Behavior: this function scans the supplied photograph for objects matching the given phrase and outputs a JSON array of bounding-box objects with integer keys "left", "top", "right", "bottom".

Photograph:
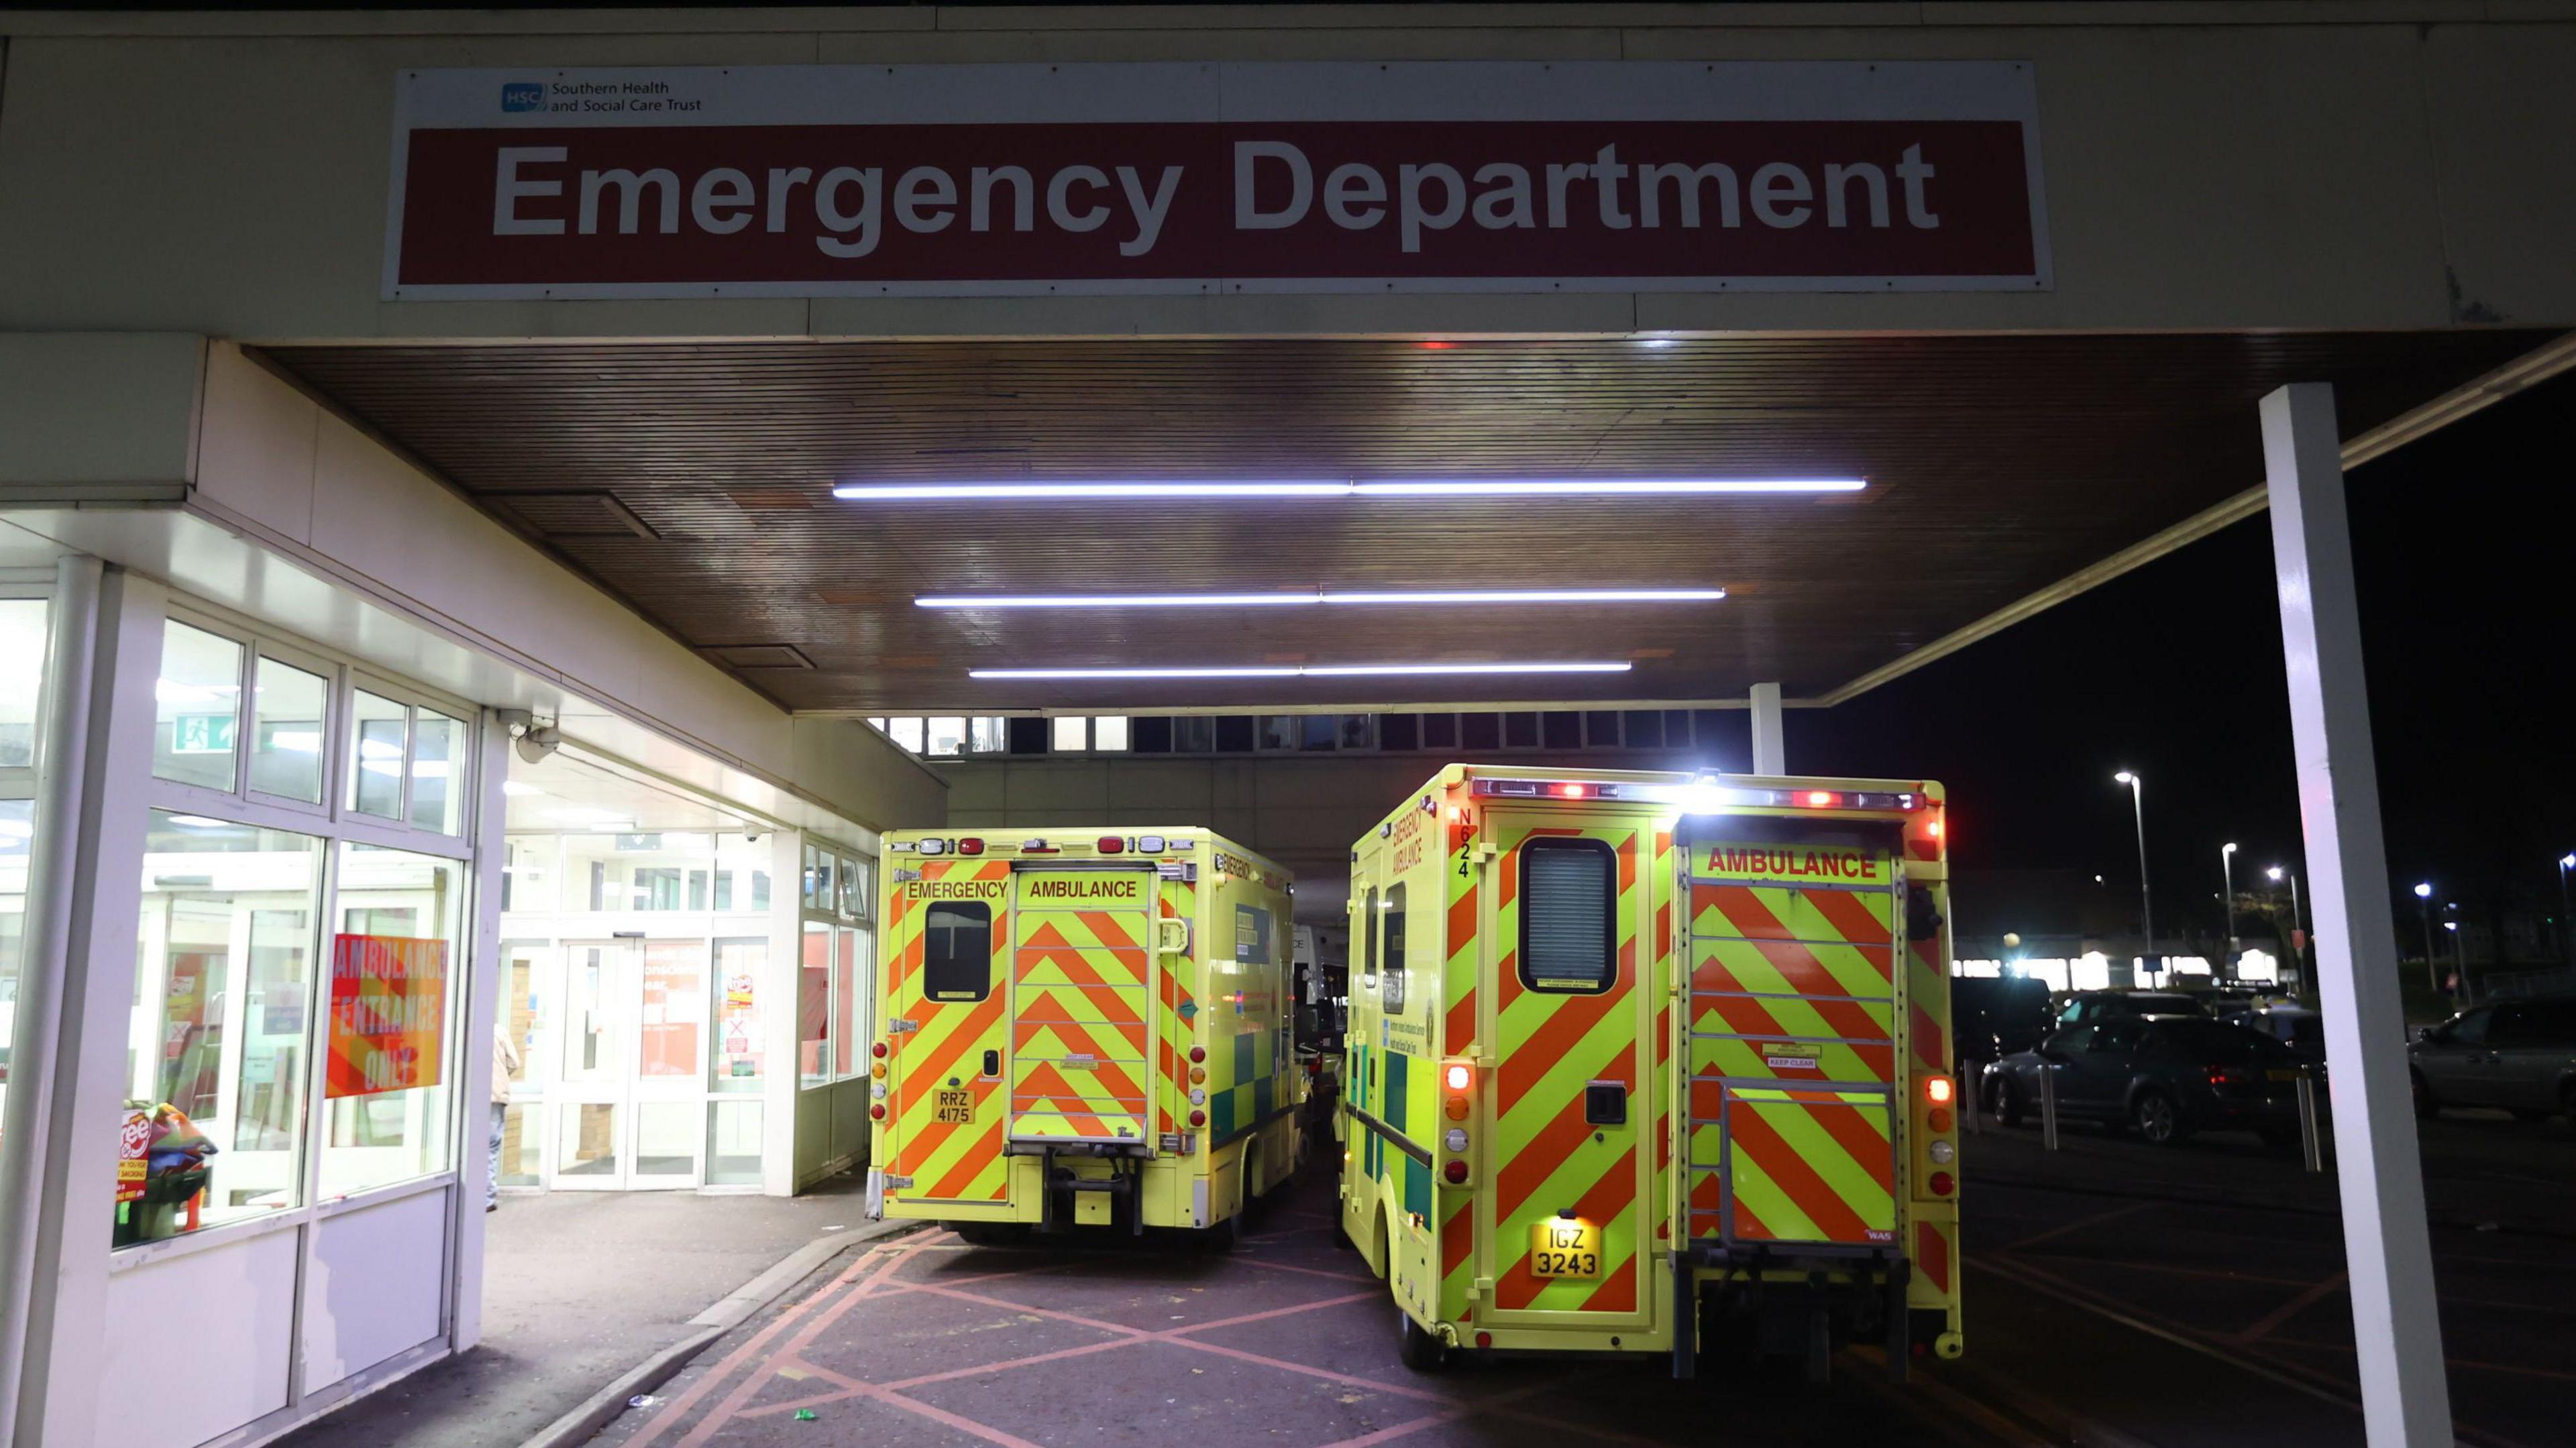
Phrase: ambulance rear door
[
  {"left": 1008, "top": 865, "right": 1157, "bottom": 1147},
  {"left": 1681, "top": 820, "right": 1903, "bottom": 1254},
  {"left": 885, "top": 857, "right": 1013, "bottom": 1207},
  {"left": 1479, "top": 805, "right": 1659, "bottom": 1331}
]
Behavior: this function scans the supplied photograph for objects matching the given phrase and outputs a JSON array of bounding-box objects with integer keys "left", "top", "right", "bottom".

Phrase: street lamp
[
  {"left": 2558, "top": 853, "right": 2575, "bottom": 968},
  {"left": 2114, "top": 771, "right": 2155, "bottom": 981},
  {"left": 2443, "top": 918, "right": 2466, "bottom": 997},
  {"left": 2268, "top": 865, "right": 2304, "bottom": 991},
  {"left": 2414, "top": 883, "right": 2436, "bottom": 993},
  {"left": 2220, "top": 842, "right": 2239, "bottom": 980}
]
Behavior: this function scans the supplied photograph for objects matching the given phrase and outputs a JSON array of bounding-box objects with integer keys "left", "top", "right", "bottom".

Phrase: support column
[
  {"left": 1748, "top": 681, "right": 1785, "bottom": 775},
  {"left": 449, "top": 709, "right": 515, "bottom": 1353},
  {"left": 2261, "top": 382, "right": 2451, "bottom": 1447}
]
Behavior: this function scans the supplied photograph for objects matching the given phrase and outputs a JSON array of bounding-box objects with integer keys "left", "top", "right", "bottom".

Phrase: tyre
[
  {"left": 951, "top": 1221, "right": 1023, "bottom": 1247},
  {"left": 1397, "top": 1308, "right": 1447, "bottom": 1372},
  {"left": 1992, "top": 1076, "right": 2026, "bottom": 1128},
  {"left": 2132, "top": 1089, "right": 2186, "bottom": 1146},
  {"left": 2411, "top": 1070, "right": 2441, "bottom": 1120},
  {"left": 1201, "top": 1211, "right": 1240, "bottom": 1255}
]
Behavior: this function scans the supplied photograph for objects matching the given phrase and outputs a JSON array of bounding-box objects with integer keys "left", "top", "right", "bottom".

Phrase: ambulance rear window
[
  {"left": 924, "top": 902, "right": 994, "bottom": 1002},
  {"left": 1519, "top": 837, "right": 1615, "bottom": 995}
]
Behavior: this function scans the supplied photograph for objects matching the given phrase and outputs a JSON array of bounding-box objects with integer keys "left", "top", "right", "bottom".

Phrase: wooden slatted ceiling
[{"left": 259, "top": 333, "right": 2549, "bottom": 712}]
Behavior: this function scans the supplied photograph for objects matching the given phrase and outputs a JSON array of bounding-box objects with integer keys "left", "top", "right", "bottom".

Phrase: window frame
[
  {"left": 1381, "top": 883, "right": 1408, "bottom": 1013},
  {"left": 1515, "top": 836, "right": 1619, "bottom": 996}
]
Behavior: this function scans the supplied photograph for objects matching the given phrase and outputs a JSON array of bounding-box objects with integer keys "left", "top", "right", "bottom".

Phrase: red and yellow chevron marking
[
  {"left": 1153, "top": 877, "right": 1196, "bottom": 1137},
  {"left": 1444, "top": 816, "right": 1480, "bottom": 1058},
  {"left": 1488, "top": 824, "right": 1647, "bottom": 1319},
  {"left": 1711, "top": 1085, "right": 1896, "bottom": 1245},
  {"left": 1010, "top": 901, "right": 1152, "bottom": 1143},
  {"left": 1915, "top": 1220, "right": 1953, "bottom": 1295},
  {"left": 1907, "top": 881, "right": 1951, "bottom": 1077},
  {"left": 885, "top": 859, "right": 1014, "bottom": 1203}
]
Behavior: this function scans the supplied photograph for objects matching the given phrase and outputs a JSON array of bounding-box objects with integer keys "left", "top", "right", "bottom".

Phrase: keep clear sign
[{"left": 326, "top": 934, "right": 449, "bottom": 1098}]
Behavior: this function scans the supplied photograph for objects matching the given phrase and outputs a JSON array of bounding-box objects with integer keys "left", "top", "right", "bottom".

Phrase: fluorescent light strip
[
  {"left": 836, "top": 479, "right": 1860, "bottom": 501},
  {"left": 968, "top": 662, "right": 1633, "bottom": 680},
  {"left": 915, "top": 588, "right": 1725, "bottom": 610}
]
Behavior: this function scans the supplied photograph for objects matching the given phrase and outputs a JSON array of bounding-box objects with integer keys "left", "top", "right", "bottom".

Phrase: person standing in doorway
[{"left": 489, "top": 1028, "right": 522, "bottom": 1212}]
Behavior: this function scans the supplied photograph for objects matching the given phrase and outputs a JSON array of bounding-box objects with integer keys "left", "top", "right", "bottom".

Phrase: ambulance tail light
[
  {"left": 871, "top": 1040, "right": 888, "bottom": 1060},
  {"left": 1443, "top": 1160, "right": 1469, "bottom": 1184},
  {"left": 1137, "top": 834, "right": 1168, "bottom": 853},
  {"left": 1188, "top": 1108, "right": 1207, "bottom": 1128},
  {"left": 916, "top": 838, "right": 948, "bottom": 856},
  {"left": 869, "top": 1102, "right": 888, "bottom": 1121},
  {"left": 955, "top": 837, "right": 985, "bottom": 856},
  {"left": 1442, "top": 1060, "right": 1475, "bottom": 1124},
  {"left": 1925, "top": 1076, "right": 1954, "bottom": 1106},
  {"left": 1096, "top": 836, "right": 1126, "bottom": 854}
]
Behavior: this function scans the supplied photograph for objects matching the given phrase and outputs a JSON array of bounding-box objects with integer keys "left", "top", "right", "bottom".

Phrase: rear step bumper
[
  {"left": 1025, "top": 1144, "right": 1148, "bottom": 1235},
  {"left": 1670, "top": 1242, "right": 1915, "bottom": 1384}
]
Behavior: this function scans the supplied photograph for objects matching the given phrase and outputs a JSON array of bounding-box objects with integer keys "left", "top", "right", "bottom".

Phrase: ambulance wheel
[
  {"left": 1201, "top": 1212, "right": 1239, "bottom": 1254},
  {"left": 950, "top": 1221, "right": 1023, "bottom": 1247},
  {"left": 1397, "top": 1309, "right": 1447, "bottom": 1372}
]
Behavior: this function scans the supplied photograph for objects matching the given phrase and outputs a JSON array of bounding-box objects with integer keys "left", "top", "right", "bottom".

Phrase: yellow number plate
[
  {"left": 1528, "top": 1219, "right": 1601, "bottom": 1279},
  {"left": 933, "top": 1089, "right": 973, "bottom": 1123}
]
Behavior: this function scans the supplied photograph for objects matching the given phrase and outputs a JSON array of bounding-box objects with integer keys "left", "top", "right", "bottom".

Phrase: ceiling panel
[{"left": 258, "top": 332, "right": 2548, "bottom": 711}]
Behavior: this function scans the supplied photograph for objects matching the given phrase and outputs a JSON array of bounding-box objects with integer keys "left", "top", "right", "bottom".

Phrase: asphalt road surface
[{"left": 589, "top": 1108, "right": 2575, "bottom": 1448}]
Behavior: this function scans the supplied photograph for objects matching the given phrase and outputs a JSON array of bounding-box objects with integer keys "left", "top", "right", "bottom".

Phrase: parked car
[
  {"left": 2409, "top": 996, "right": 2576, "bottom": 1122},
  {"left": 1952, "top": 975, "right": 2055, "bottom": 1070},
  {"left": 2051, "top": 989, "right": 2210, "bottom": 1027},
  {"left": 1980, "top": 1015, "right": 2309, "bottom": 1146}
]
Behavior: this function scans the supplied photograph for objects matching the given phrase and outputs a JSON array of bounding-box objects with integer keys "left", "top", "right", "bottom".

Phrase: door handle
[
  {"left": 1156, "top": 917, "right": 1191, "bottom": 954},
  {"left": 981, "top": 1049, "right": 1000, "bottom": 1078}
]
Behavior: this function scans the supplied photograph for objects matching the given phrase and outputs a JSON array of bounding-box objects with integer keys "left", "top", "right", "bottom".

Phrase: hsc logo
[{"left": 501, "top": 82, "right": 545, "bottom": 113}]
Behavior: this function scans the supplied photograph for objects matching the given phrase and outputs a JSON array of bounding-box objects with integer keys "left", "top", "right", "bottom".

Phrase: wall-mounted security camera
[{"left": 512, "top": 719, "right": 561, "bottom": 765}]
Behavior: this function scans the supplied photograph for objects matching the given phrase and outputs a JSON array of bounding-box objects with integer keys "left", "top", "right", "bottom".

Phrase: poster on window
[{"left": 326, "top": 934, "right": 448, "bottom": 1098}]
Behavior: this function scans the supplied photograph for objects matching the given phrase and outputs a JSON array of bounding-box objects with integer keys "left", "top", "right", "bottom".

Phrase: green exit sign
[{"left": 171, "top": 713, "right": 236, "bottom": 755}]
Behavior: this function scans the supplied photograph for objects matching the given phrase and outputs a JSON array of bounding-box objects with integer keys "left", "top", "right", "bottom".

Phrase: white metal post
[
  {"left": 2261, "top": 382, "right": 2452, "bottom": 1447},
  {"left": 13, "top": 569, "right": 166, "bottom": 1447},
  {"left": 449, "top": 708, "right": 514, "bottom": 1353},
  {"left": 1748, "top": 681, "right": 1785, "bottom": 775},
  {"left": 0, "top": 557, "right": 102, "bottom": 1438}
]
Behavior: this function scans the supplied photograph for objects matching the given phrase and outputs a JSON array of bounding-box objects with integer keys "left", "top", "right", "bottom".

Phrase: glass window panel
[
  {"left": 1258, "top": 716, "right": 1294, "bottom": 751},
  {"left": 321, "top": 844, "right": 465, "bottom": 1196},
  {"left": 1585, "top": 711, "right": 1622, "bottom": 748},
  {"left": 559, "top": 1102, "right": 619, "bottom": 1178},
  {"left": 1131, "top": 716, "right": 1173, "bottom": 753},
  {"left": 1380, "top": 714, "right": 1419, "bottom": 752},
  {"left": 1381, "top": 887, "right": 1407, "bottom": 1013},
  {"left": 1175, "top": 716, "right": 1214, "bottom": 753},
  {"left": 496, "top": 1103, "right": 542, "bottom": 1186},
  {"left": 1422, "top": 714, "right": 1458, "bottom": 750},
  {"left": 1299, "top": 715, "right": 1337, "bottom": 751},
  {"left": 924, "top": 903, "right": 994, "bottom": 1003},
  {"left": 714, "top": 937, "right": 767, "bottom": 1090},
  {"left": 925, "top": 717, "right": 967, "bottom": 757},
  {"left": 834, "top": 925, "right": 865, "bottom": 1077},
  {"left": 889, "top": 718, "right": 925, "bottom": 755},
  {"left": 1052, "top": 716, "right": 1087, "bottom": 752},
  {"left": 633, "top": 1101, "right": 698, "bottom": 1178},
  {"left": 1543, "top": 712, "right": 1582, "bottom": 750},
  {"left": 2, "top": 598, "right": 51, "bottom": 770},
  {"left": 347, "top": 690, "right": 407, "bottom": 819},
  {"left": 1092, "top": 716, "right": 1129, "bottom": 752},
  {"left": 496, "top": 942, "right": 545, "bottom": 1097},
  {"left": 409, "top": 709, "right": 466, "bottom": 833},
  {"left": 800, "top": 922, "right": 831, "bottom": 1087},
  {"left": 707, "top": 1100, "right": 763, "bottom": 1186},
  {"left": 1212, "top": 716, "right": 1254, "bottom": 753},
  {"left": 154, "top": 622, "right": 244, "bottom": 791},
  {"left": 639, "top": 940, "right": 706, "bottom": 1080},
  {"left": 1519, "top": 838, "right": 1616, "bottom": 995},
  {"left": 1, "top": 800, "right": 32, "bottom": 1160},
  {"left": 1622, "top": 710, "right": 1664, "bottom": 748},
  {"left": 500, "top": 836, "right": 556, "bottom": 915},
  {"left": 1459, "top": 714, "right": 1499, "bottom": 750},
  {"left": 1340, "top": 714, "right": 1373, "bottom": 750},
  {"left": 1503, "top": 712, "right": 1540, "bottom": 748},
  {"left": 560, "top": 942, "right": 623, "bottom": 1080},
  {"left": 969, "top": 716, "right": 1008, "bottom": 754},
  {"left": 246, "top": 657, "right": 329, "bottom": 803},
  {"left": 122, "top": 813, "right": 323, "bottom": 1245},
  {"left": 845, "top": 855, "right": 874, "bottom": 920}
]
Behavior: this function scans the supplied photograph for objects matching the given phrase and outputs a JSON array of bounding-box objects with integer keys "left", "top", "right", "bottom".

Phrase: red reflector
[
  {"left": 1556, "top": 783, "right": 1589, "bottom": 799},
  {"left": 957, "top": 837, "right": 985, "bottom": 856},
  {"left": 871, "top": 1041, "right": 888, "bottom": 1060},
  {"left": 1189, "top": 1045, "right": 1207, "bottom": 1064},
  {"left": 1929, "top": 1171, "right": 1954, "bottom": 1197},
  {"left": 1475, "top": 1331, "right": 1493, "bottom": 1349},
  {"left": 869, "top": 1103, "right": 887, "bottom": 1121},
  {"left": 1442, "top": 1160, "right": 1469, "bottom": 1184},
  {"left": 1925, "top": 1076, "right": 1955, "bottom": 1105},
  {"left": 1096, "top": 836, "right": 1125, "bottom": 854},
  {"left": 1805, "top": 790, "right": 1841, "bottom": 807},
  {"left": 1188, "top": 1108, "right": 1207, "bottom": 1128}
]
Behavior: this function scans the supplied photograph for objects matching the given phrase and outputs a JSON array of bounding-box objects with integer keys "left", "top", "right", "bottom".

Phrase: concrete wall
[{"left": 1, "top": 4, "right": 2573, "bottom": 340}]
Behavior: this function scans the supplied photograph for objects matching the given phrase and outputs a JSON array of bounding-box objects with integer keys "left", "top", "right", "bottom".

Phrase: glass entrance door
[{"left": 548, "top": 938, "right": 708, "bottom": 1188}]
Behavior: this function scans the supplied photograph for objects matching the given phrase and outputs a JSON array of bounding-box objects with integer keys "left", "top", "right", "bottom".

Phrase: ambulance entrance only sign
[{"left": 384, "top": 61, "right": 2050, "bottom": 299}]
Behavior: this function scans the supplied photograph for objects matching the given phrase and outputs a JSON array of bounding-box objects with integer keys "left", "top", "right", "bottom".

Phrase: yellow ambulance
[
  {"left": 1339, "top": 765, "right": 1963, "bottom": 1380},
  {"left": 865, "top": 828, "right": 1301, "bottom": 1243}
]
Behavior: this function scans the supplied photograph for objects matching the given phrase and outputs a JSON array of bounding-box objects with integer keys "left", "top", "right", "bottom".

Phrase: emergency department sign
[
  {"left": 326, "top": 934, "right": 448, "bottom": 1099},
  {"left": 385, "top": 61, "right": 2049, "bottom": 299}
]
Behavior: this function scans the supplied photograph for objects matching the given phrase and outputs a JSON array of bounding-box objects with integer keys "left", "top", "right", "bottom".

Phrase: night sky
[{"left": 1797, "top": 368, "right": 2576, "bottom": 955}]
